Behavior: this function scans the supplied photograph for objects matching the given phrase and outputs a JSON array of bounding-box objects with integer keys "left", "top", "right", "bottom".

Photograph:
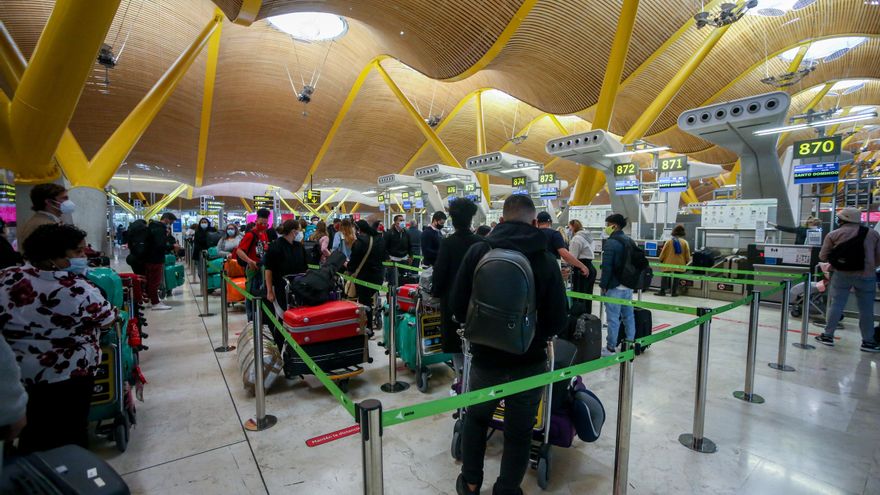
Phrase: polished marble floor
[{"left": 95, "top": 263, "right": 880, "bottom": 494}]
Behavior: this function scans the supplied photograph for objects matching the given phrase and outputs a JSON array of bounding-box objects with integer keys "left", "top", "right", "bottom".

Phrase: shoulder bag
[{"left": 345, "top": 236, "right": 373, "bottom": 299}]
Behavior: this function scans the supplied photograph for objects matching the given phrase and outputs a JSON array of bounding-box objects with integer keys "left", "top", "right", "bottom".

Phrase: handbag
[{"left": 345, "top": 236, "right": 373, "bottom": 299}]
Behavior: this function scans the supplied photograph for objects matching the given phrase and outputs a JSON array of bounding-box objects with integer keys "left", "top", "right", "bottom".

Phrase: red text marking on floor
[
  {"left": 306, "top": 424, "right": 361, "bottom": 447},
  {"left": 712, "top": 316, "right": 841, "bottom": 340},
  {"left": 652, "top": 323, "right": 671, "bottom": 332}
]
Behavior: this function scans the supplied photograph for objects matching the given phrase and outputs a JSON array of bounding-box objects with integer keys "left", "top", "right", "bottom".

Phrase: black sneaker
[
  {"left": 860, "top": 342, "right": 880, "bottom": 353},
  {"left": 457, "top": 474, "right": 480, "bottom": 495},
  {"left": 814, "top": 334, "right": 834, "bottom": 347}
]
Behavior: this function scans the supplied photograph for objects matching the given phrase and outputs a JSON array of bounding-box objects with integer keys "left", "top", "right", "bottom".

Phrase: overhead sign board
[
  {"left": 793, "top": 136, "right": 841, "bottom": 160},
  {"left": 613, "top": 163, "right": 637, "bottom": 177},
  {"left": 658, "top": 176, "right": 689, "bottom": 192},
  {"left": 205, "top": 200, "right": 224, "bottom": 211},
  {"left": 253, "top": 195, "right": 273, "bottom": 208},
  {"left": 401, "top": 192, "right": 410, "bottom": 200},
  {"left": 446, "top": 185, "right": 457, "bottom": 195},
  {"left": 413, "top": 191, "right": 422, "bottom": 198},
  {"left": 464, "top": 183, "right": 476, "bottom": 193},
  {"left": 614, "top": 179, "right": 640, "bottom": 195},
  {"left": 539, "top": 187, "right": 558, "bottom": 200},
  {"left": 512, "top": 176, "right": 527, "bottom": 188},
  {"left": 402, "top": 200, "right": 412, "bottom": 210},
  {"left": 377, "top": 194, "right": 386, "bottom": 203},
  {"left": 793, "top": 162, "right": 840, "bottom": 184},
  {"left": 538, "top": 172, "right": 556, "bottom": 185},
  {"left": 657, "top": 155, "right": 688, "bottom": 172},
  {"left": 303, "top": 190, "right": 321, "bottom": 206}
]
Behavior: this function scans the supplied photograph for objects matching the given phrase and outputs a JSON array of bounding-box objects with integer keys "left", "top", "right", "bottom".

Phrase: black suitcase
[
  {"left": 0, "top": 444, "right": 130, "bottom": 495},
  {"left": 282, "top": 334, "right": 368, "bottom": 377},
  {"left": 570, "top": 313, "right": 602, "bottom": 363},
  {"left": 617, "top": 307, "right": 652, "bottom": 354}
]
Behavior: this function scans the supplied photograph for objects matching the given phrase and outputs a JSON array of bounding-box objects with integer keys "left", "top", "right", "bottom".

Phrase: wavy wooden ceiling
[{"left": 0, "top": 0, "right": 878, "bottom": 194}]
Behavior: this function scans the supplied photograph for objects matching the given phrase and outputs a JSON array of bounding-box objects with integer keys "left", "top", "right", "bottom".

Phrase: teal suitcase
[{"left": 384, "top": 303, "right": 453, "bottom": 392}]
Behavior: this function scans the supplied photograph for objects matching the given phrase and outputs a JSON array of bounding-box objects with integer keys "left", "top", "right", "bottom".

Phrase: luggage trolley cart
[
  {"left": 451, "top": 337, "right": 557, "bottom": 490},
  {"left": 89, "top": 315, "right": 136, "bottom": 452},
  {"left": 410, "top": 295, "right": 454, "bottom": 392},
  {"left": 278, "top": 274, "right": 369, "bottom": 393}
]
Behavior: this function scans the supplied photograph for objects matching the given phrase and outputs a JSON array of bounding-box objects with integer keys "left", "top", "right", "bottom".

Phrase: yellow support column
[
  {"left": 0, "top": 0, "right": 121, "bottom": 181},
  {"left": 571, "top": 0, "right": 640, "bottom": 205},
  {"left": 239, "top": 197, "right": 253, "bottom": 213},
  {"left": 68, "top": 11, "right": 224, "bottom": 189},
  {"left": 474, "top": 91, "right": 491, "bottom": 203},
  {"left": 195, "top": 9, "right": 224, "bottom": 187},
  {"left": 143, "top": 184, "right": 188, "bottom": 219},
  {"left": 351, "top": 203, "right": 361, "bottom": 214},
  {"left": 233, "top": 0, "right": 262, "bottom": 26}
]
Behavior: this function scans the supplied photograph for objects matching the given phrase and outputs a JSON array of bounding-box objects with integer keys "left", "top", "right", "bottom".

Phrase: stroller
[
  {"left": 789, "top": 262, "right": 830, "bottom": 320},
  {"left": 450, "top": 338, "right": 604, "bottom": 490}
]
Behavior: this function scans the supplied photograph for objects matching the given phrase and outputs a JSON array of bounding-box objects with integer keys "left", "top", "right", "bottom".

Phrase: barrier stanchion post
[
  {"left": 613, "top": 343, "right": 634, "bottom": 495},
  {"left": 679, "top": 307, "right": 717, "bottom": 453},
  {"left": 199, "top": 251, "right": 215, "bottom": 317},
  {"left": 769, "top": 280, "right": 795, "bottom": 371},
  {"left": 245, "top": 298, "right": 277, "bottom": 431},
  {"left": 381, "top": 265, "right": 409, "bottom": 393},
  {"left": 793, "top": 272, "right": 815, "bottom": 350},
  {"left": 215, "top": 270, "right": 235, "bottom": 352},
  {"left": 358, "top": 399, "right": 384, "bottom": 494},
  {"left": 734, "top": 291, "right": 765, "bottom": 404},
  {"left": 189, "top": 242, "right": 196, "bottom": 279}
]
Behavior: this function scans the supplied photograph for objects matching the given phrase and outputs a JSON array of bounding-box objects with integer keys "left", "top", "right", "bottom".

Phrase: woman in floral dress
[{"left": 0, "top": 224, "right": 117, "bottom": 453}]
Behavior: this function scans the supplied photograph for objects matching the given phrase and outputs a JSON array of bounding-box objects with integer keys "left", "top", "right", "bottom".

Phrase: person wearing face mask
[
  {"left": 264, "top": 220, "right": 308, "bottom": 312},
  {"left": 383, "top": 214, "right": 413, "bottom": 281},
  {"left": 237, "top": 209, "right": 272, "bottom": 322},
  {"left": 599, "top": 214, "right": 637, "bottom": 356},
  {"left": 1, "top": 224, "right": 117, "bottom": 453},
  {"left": 192, "top": 217, "right": 217, "bottom": 264},
  {"left": 420, "top": 211, "right": 447, "bottom": 267},
  {"left": 217, "top": 223, "right": 243, "bottom": 258},
  {"left": 144, "top": 212, "right": 178, "bottom": 311},
  {"left": 16, "top": 183, "right": 72, "bottom": 258},
  {"left": 348, "top": 216, "right": 389, "bottom": 332}
]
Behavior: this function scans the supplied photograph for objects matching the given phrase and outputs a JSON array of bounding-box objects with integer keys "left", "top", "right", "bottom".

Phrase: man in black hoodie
[{"left": 450, "top": 194, "right": 568, "bottom": 495}]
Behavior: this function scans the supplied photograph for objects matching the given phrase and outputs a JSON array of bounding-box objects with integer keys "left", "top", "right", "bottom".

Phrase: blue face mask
[{"left": 67, "top": 257, "right": 89, "bottom": 275}]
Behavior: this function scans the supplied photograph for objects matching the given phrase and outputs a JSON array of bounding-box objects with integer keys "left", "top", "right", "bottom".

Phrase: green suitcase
[{"left": 384, "top": 305, "right": 453, "bottom": 392}]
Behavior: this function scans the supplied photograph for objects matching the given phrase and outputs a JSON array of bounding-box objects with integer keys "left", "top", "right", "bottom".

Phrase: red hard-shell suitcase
[
  {"left": 396, "top": 283, "right": 419, "bottom": 313},
  {"left": 283, "top": 300, "right": 363, "bottom": 345}
]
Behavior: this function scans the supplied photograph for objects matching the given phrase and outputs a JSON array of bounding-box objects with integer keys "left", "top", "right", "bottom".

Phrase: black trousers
[
  {"left": 660, "top": 275, "right": 678, "bottom": 295},
  {"left": 571, "top": 259, "right": 598, "bottom": 314},
  {"left": 461, "top": 360, "right": 545, "bottom": 494},
  {"left": 18, "top": 375, "right": 95, "bottom": 454}
]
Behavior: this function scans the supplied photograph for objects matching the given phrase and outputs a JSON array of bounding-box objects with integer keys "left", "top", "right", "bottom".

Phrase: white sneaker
[
  {"left": 152, "top": 303, "right": 172, "bottom": 311},
  {"left": 601, "top": 346, "right": 616, "bottom": 357}
]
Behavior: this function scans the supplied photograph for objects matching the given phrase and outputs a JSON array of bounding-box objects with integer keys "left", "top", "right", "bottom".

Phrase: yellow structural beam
[
  {"left": 571, "top": 0, "right": 640, "bottom": 206},
  {"left": 143, "top": 184, "right": 187, "bottom": 219},
  {"left": 441, "top": 0, "right": 538, "bottom": 82},
  {"left": 279, "top": 197, "right": 296, "bottom": 214},
  {"left": 323, "top": 191, "right": 352, "bottom": 221},
  {"left": 0, "top": 0, "right": 120, "bottom": 181},
  {"left": 65, "top": 11, "right": 223, "bottom": 189},
  {"left": 787, "top": 44, "right": 809, "bottom": 72},
  {"left": 108, "top": 192, "right": 137, "bottom": 215},
  {"left": 351, "top": 203, "right": 361, "bottom": 214},
  {"left": 316, "top": 188, "right": 341, "bottom": 211},
  {"left": 474, "top": 91, "right": 491, "bottom": 203},
  {"left": 194, "top": 9, "right": 224, "bottom": 187},
  {"left": 135, "top": 192, "right": 147, "bottom": 202},
  {"left": 293, "top": 193, "right": 321, "bottom": 216},
  {"left": 233, "top": 0, "right": 262, "bottom": 26},
  {"left": 375, "top": 61, "right": 461, "bottom": 169},
  {"left": 239, "top": 197, "right": 253, "bottom": 213}
]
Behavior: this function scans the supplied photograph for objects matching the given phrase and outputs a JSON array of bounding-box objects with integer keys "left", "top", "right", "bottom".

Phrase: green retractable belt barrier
[
  {"left": 652, "top": 272, "right": 786, "bottom": 287},
  {"left": 383, "top": 261, "right": 423, "bottom": 273},
  {"left": 568, "top": 290, "right": 699, "bottom": 315},
  {"left": 648, "top": 261, "right": 805, "bottom": 279}
]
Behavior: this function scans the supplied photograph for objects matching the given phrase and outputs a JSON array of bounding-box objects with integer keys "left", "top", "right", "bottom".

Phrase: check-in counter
[{"left": 746, "top": 244, "right": 818, "bottom": 304}]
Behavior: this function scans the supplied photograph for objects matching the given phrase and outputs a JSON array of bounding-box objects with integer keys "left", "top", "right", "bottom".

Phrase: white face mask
[
  {"left": 67, "top": 257, "right": 89, "bottom": 275},
  {"left": 57, "top": 199, "right": 76, "bottom": 215},
  {"left": 227, "top": 229, "right": 236, "bottom": 236},
  {"left": 295, "top": 231, "right": 304, "bottom": 242},
  {"left": 200, "top": 223, "right": 208, "bottom": 229}
]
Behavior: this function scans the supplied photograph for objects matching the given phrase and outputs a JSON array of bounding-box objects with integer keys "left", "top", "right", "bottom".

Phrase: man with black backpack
[
  {"left": 815, "top": 207, "right": 880, "bottom": 352},
  {"left": 599, "top": 214, "right": 646, "bottom": 356},
  {"left": 450, "top": 194, "right": 567, "bottom": 495}
]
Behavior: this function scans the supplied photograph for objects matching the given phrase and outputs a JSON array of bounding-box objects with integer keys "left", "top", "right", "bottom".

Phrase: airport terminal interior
[{"left": 0, "top": 0, "right": 879, "bottom": 494}]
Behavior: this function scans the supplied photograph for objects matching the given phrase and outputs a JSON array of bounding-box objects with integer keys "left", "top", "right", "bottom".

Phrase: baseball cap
[{"left": 536, "top": 211, "right": 553, "bottom": 224}]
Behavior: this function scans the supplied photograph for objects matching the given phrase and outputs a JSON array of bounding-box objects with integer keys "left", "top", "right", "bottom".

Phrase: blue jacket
[{"left": 600, "top": 230, "right": 631, "bottom": 290}]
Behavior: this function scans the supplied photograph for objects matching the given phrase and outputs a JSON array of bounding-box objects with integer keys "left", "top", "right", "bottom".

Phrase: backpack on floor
[{"left": 464, "top": 242, "right": 536, "bottom": 355}]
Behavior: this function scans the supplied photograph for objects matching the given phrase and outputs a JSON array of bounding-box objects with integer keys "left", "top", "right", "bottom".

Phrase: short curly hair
[
  {"left": 449, "top": 198, "right": 478, "bottom": 231},
  {"left": 24, "top": 224, "right": 87, "bottom": 264}
]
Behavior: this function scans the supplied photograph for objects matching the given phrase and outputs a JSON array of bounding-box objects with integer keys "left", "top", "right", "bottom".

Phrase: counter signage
[
  {"left": 793, "top": 136, "right": 841, "bottom": 159},
  {"left": 614, "top": 179, "right": 640, "bottom": 195},
  {"left": 401, "top": 192, "right": 410, "bottom": 199},
  {"left": 539, "top": 187, "right": 558, "bottom": 200},
  {"left": 657, "top": 155, "right": 687, "bottom": 172},
  {"left": 377, "top": 194, "right": 386, "bottom": 203},
  {"left": 464, "top": 183, "right": 476, "bottom": 193},
  {"left": 658, "top": 176, "right": 689, "bottom": 192},
  {"left": 413, "top": 190, "right": 422, "bottom": 198},
  {"left": 511, "top": 176, "right": 527, "bottom": 188},
  {"left": 613, "top": 163, "right": 637, "bottom": 177},
  {"left": 402, "top": 200, "right": 412, "bottom": 210},
  {"left": 446, "top": 185, "right": 457, "bottom": 195},
  {"left": 793, "top": 162, "right": 840, "bottom": 184},
  {"left": 538, "top": 172, "right": 556, "bottom": 185}
]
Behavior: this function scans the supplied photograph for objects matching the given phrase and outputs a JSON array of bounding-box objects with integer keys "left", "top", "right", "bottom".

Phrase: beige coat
[
  {"left": 659, "top": 236, "right": 690, "bottom": 272},
  {"left": 16, "top": 211, "right": 60, "bottom": 257}
]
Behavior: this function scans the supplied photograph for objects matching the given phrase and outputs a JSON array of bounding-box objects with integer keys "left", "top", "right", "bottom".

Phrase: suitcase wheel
[
  {"left": 536, "top": 444, "right": 551, "bottom": 490},
  {"left": 417, "top": 368, "right": 429, "bottom": 393},
  {"left": 337, "top": 379, "right": 350, "bottom": 393},
  {"left": 451, "top": 419, "right": 463, "bottom": 461},
  {"left": 113, "top": 417, "right": 129, "bottom": 453}
]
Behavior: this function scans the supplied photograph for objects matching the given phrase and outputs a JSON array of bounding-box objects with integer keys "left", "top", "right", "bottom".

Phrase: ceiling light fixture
[
  {"left": 604, "top": 146, "right": 670, "bottom": 158},
  {"left": 361, "top": 190, "right": 377, "bottom": 195},
  {"left": 748, "top": 0, "right": 818, "bottom": 17},
  {"left": 753, "top": 112, "right": 878, "bottom": 136},
  {"left": 498, "top": 165, "right": 541, "bottom": 173},
  {"left": 434, "top": 177, "right": 459, "bottom": 183},
  {"left": 388, "top": 185, "right": 408, "bottom": 190},
  {"left": 266, "top": 12, "right": 348, "bottom": 42}
]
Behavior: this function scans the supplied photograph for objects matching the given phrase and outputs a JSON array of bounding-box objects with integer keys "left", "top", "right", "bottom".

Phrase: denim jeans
[
  {"left": 822, "top": 272, "right": 877, "bottom": 344},
  {"left": 245, "top": 267, "right": 264, "bottom": 323},
  {"left": 461, "top": 360, "right": 545, "bottom": 494},
  {"left": 605, "top": 286, "right": 636, "bottom": 349}
]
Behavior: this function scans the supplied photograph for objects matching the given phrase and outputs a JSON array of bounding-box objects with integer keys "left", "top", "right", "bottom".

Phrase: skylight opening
[
  {"left": 778, "top": 37, "right": 868, "bottom": 63},
  {"left": 830, "top": 79, "right": 869, "bottom": 95},
  {"left": 267, "top": 12, "right": 348, "bottom": 42},
  {"left": 749, "top": 0, "right": 818, "bottom": 17}
]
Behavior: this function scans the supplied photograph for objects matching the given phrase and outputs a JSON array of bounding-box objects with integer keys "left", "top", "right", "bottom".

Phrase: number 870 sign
[{"left": 793, "top": 136, "right": 840, "bottom": 159}]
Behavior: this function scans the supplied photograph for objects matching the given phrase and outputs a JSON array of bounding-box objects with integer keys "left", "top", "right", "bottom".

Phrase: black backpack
[
  {"left": 464, "top": 242, "right": 537, "bottom": 355},
  {"left": 614, "top": 237, "right": 652, "bottom": 290},
  {"left": 828, "top": 226, "right": 868, "bottom": 271},
  {"left": 127, "top": 220, "right": 149, "bottom": 258},
  {"left": 290, "top": 251, "right": 346, "bottom": 306}
]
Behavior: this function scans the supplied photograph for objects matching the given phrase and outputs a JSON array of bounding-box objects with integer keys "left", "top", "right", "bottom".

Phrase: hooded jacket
[{"left": 450, "top": 221, "right": 568, "bottom": 366}]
